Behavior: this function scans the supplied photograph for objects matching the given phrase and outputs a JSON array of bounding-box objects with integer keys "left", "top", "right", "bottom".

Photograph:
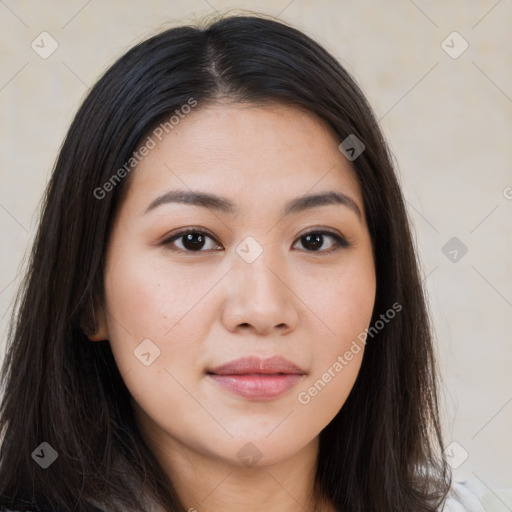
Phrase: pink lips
[{"left": 206, "top": 356, "right": 306, "bottom": 400}]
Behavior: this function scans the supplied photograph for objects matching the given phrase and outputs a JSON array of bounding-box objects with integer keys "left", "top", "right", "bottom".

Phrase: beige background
[{"left": 1, "top": 0, "right": 511, "bottom": 505}]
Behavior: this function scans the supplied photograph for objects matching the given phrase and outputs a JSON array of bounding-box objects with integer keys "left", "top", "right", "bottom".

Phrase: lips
[
  {"left": 206, "top": 356, "right": 307, "bottom": 400},
  {"left": 207, "top": 356, "right": 307, "bottom": 376}
]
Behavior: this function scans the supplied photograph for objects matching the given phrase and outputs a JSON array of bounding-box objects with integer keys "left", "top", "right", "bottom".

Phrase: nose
[{"left": 220, "top": 249, "right": 300, "bottom": 336}]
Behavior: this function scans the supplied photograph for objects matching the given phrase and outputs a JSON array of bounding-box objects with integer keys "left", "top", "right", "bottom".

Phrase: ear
[{"left": 80, "top": 295, "right": 109, "bottom": 342}]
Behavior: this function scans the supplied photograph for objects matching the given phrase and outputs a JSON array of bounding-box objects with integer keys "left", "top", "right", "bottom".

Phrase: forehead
[{"left": 122, "top": 102, "right": 364, "bottom": 216}]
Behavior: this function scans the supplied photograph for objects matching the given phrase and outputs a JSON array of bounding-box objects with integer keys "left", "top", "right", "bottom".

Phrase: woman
[{"left": 0, "top": 13, "right": 485, "bottom": 512}]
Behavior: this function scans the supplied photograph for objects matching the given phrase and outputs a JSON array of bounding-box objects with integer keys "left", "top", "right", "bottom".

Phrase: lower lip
[{"left": 208, "top": 373, "right": 304, "bottom": 399}]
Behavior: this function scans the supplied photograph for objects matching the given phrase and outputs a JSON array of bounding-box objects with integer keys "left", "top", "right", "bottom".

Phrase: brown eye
[
  {"left": 293, "top": 230, "right": 350, "bottom": 253},
  {"left": 162, "top": 229, "right": 221, "bottom": 252}
]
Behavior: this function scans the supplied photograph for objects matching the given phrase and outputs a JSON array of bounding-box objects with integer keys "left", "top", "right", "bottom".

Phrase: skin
[{"left": 93, "top": 102, "right": 376, "bottom": 512}]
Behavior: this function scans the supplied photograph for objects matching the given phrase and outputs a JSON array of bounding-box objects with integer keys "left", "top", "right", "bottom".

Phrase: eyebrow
[{"left": 143, "top": 189, "right": 362, "bottom": 221}]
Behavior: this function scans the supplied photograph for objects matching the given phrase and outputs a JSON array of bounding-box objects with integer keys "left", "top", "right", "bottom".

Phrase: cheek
[
  {"left": 294, "top": 303, "right": 370, "bottom": 425},
  {"left": 103, "top": 258, "right": 165, "bottom": 341},
  {"left": 104, "top": 248, "right": 216, "bottom": 341},
  {"left": 294, "top": 252, "right": 375, "bottom": 411},
  {"left": 300, "top": 251, "right": 376, "bottom": 349},
  {"left": 330, "top": 274, "right": 375, "bottom": 342},
  {"left": 102, "top": 249, "right": 210, "bottom": 381},
  {"left": 102, "top": 253, "right": 213, "bottom": 419}
]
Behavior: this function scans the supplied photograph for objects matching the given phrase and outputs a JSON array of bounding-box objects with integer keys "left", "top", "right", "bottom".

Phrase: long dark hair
[{"left": 0, "top": 12, "right": 450, "bottom": 512}]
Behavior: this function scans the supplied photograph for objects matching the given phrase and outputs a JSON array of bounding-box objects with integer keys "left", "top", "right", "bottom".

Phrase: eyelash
[{"left": 160, "top": 227, "right": 351, "bottom": 255}]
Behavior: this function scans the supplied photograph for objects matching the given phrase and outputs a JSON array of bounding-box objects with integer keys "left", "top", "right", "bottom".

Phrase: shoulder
[{"left": 441, "top": 480, "right": 486, "bottom": 512}]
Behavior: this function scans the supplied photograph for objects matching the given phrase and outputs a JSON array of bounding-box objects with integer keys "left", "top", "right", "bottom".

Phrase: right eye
[{"left": 160, "top": 228, "right": 222, "bottom": 253}]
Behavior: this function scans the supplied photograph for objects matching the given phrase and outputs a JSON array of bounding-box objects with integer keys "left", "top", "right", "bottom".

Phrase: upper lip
[{"left": 207, "top": 356, "right": 307, "bottom": 375}]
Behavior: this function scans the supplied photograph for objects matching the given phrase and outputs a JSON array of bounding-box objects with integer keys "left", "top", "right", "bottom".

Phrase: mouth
[{"left": 206, "top": 356, "right": 307, "bottom": 400}]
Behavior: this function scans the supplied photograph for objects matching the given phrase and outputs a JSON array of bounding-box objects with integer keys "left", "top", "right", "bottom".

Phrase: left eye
[
  {"left": 161, "top": 229, "right": 350, "bottom": 254},
  {"left": 293, "top": 230, "right": 350, "bottom": 253}
]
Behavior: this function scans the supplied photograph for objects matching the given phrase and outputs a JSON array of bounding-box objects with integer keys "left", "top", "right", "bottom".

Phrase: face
[{"left": 95, "top": 102, "right": 376, "bottom": 469}]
